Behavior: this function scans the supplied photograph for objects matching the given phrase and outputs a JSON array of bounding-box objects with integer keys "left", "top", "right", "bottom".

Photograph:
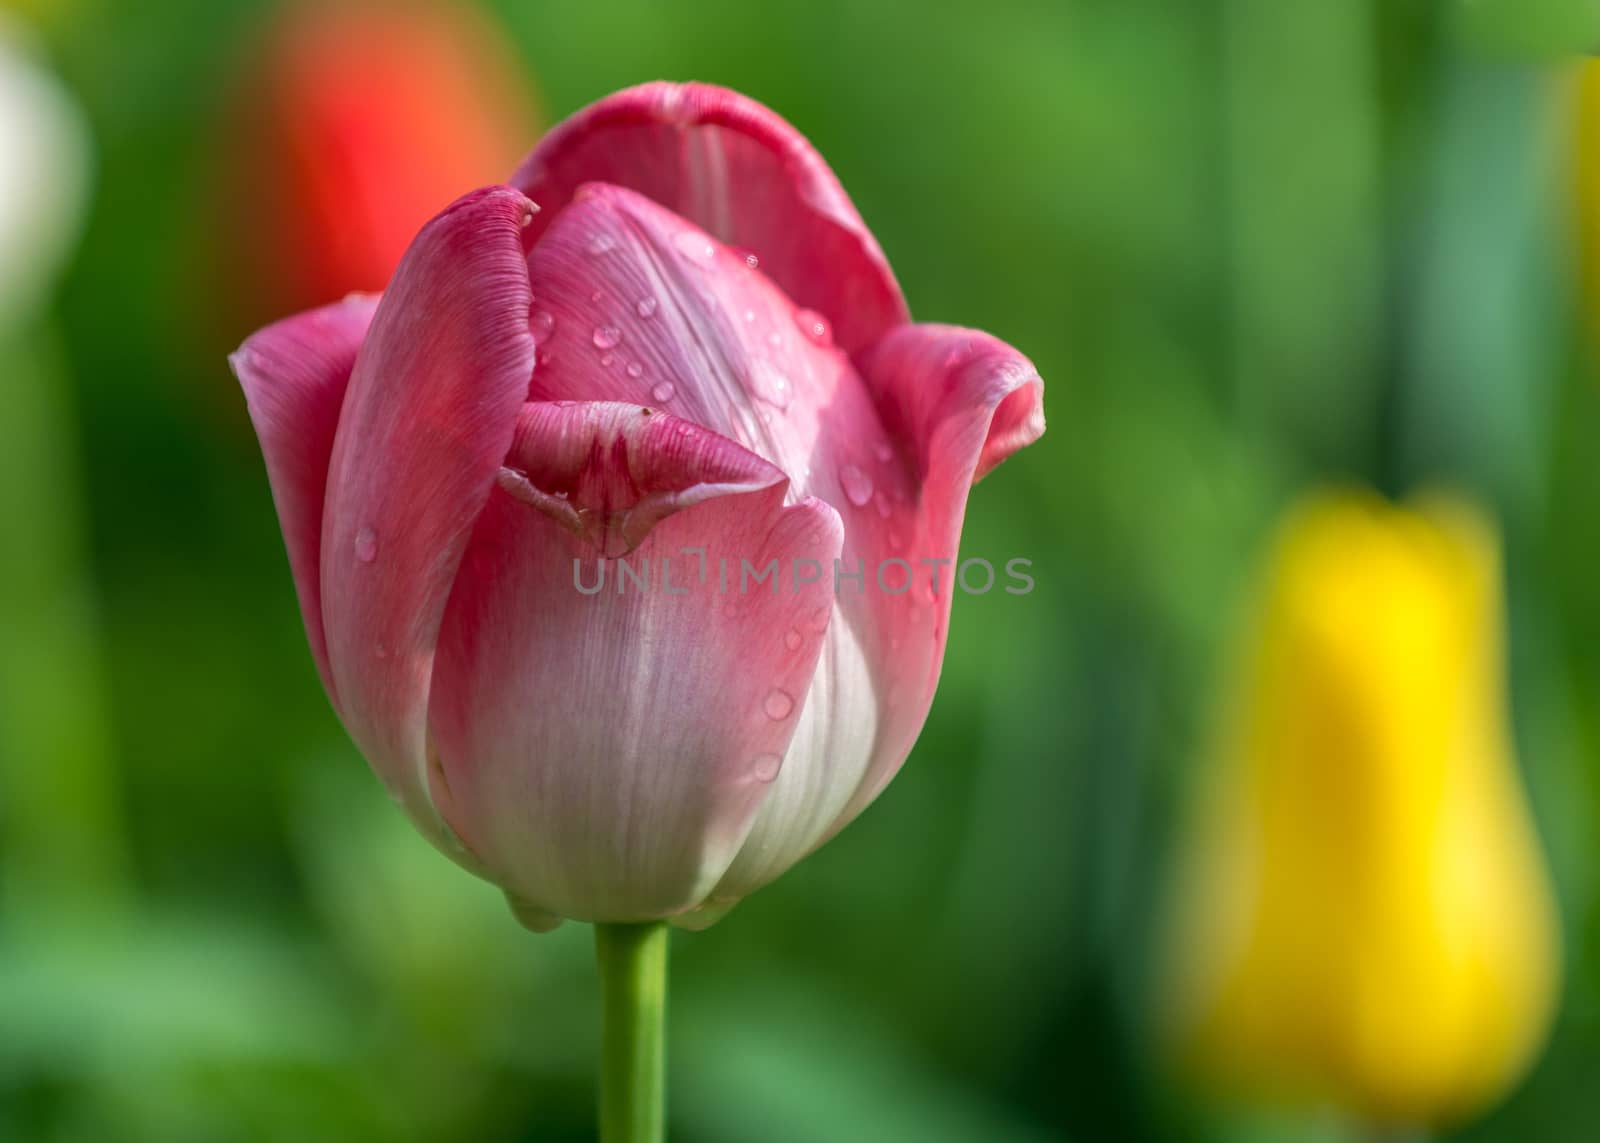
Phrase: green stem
[{"left": 595, "top": 922, "right": 670, "bottom": 1143}]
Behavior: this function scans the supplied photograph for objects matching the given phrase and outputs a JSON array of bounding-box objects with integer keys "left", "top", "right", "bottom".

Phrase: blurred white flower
[{"left": 0, "top": 17, "right": 90, "bottom": 331}]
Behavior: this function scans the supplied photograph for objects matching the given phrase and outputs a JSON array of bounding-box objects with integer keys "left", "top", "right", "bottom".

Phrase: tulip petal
[
  {"left": 320, "top": 186, "right": 537, "bottom": 859},
  {"left": 711, "top": 323, "right": 1046, "bottom": 897},
  {"left": 427, "top": 401, "right": 843, "bottom": 922},
  {"left": 230, "top": 293, "right": 378, "bottom": 704},
  {"left": 512, "top": 82, "right": 907, "bottom": 355},
  {"left": 522, "top": 182, "right": 885, "bottom": 490},
  {"left": 863, "top": 323, "right": 1048, "bottom": 490},
  {"left": 519, "top": 184, "right": 1045, "bottom": 903},
  {"left": 836, "top": 324, "right": 1043, "bottom": 810}
]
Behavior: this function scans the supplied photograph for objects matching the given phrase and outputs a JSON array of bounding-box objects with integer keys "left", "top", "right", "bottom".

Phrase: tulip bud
[
  {"left": 227, "top": 1, "right": 537, "bottom": 309},
  {"left": 1160, "top": 490, "right": 1560, "bottom": 1128},
  {"left": 232, "top": 83, "right": 1045, "bottom": 929}
]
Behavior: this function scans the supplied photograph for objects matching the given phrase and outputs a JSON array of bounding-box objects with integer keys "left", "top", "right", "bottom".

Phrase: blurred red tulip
[{"left": 231, "top": 1, "right": 538, "bottom": 309}]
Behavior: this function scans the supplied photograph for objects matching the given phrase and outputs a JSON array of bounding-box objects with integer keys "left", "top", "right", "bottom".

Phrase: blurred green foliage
[{"left": 3, "top": 0, "right": 1600, "bottom": 1140}]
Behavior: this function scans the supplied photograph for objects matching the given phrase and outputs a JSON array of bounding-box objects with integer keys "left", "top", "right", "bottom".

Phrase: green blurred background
[{"left": 3, "top": 0, "right": 1600, "bottom": 1139}]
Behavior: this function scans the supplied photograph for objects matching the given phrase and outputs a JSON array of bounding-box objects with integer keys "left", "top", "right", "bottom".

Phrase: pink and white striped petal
[
  {"left": 710, "top": 324, "right": 1045, "bottom": 900},
  {"left": 427, "top": 401, "right": 843, "bottom": 922},
  {"left": 319, "top": 186, "right": 537, "bottom": 861}
]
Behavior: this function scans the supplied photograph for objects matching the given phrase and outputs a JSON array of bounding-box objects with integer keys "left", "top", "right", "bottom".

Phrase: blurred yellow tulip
[{"left": 1159, "top": 490, "right": 1560, "bottom": 1129}]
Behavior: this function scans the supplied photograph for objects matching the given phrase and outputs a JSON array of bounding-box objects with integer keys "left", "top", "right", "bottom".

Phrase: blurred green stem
[
  {"left": 595, "top": 921, "right": 669, "bottom": 1143},
  {"left": 0, "top": 326, "right": 127, "bottom": 913}
]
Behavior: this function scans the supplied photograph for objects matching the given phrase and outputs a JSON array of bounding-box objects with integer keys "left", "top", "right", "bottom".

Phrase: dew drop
[
  {"left": 674, "top": 230, "right": 715, "bottom": 263},
  {"left": 794, "top": 308, "right": 832, "bottom": 346},
  {"left": 808, "top": 605, "right": 831, "bottom": 632},
  {"left": 587, "top": 234, "right": 616, "bottom": 256},
  {"left": 747, "top": 359, "right": 793, "bottom": 410},
  {"left": 627, "top": 361, "right": 645, "bottom": 379},
  {"left": 742, "top": 309, "right": 757, "bottom": 324},
  {"left": 354, "top": 526, "right": 378, "bottom": 563},
  {"left": 752, "top": 753, "right": 782, "bottom": 782},
  {"left": 763, "top": 689, "right": 794, "bottom": 719},
  {"left": 600, "top": 351, "right": 617, "bottom": 367},
  {"left": 735, "top": 247, "right": 761, "bottom": 270},
  {"left": 766, "top": 331, "right": 783, "bottom": 349},
  {"left": 593, "top": 325, "right": 622, "bottom": 349},
  {"left": 531, "top": 310, "right": 555, "bottom": 338},
  {"left": 874, "top": 491, "right": 893, "bottom": 519},
  {"left": 874, "top": 442, "right": 894, "bottom": 463},
  {"left": 650, "top": 381, "right": 676, "bottom": 402},
  {"left": 784, "top": 628, "right": 803, "bottom": 651},
  {"left": 636, "top": 296, "right": 659, "bottom": 319},
  {"left": 839, "top": 463, "right": 873, "bottom": 507}
]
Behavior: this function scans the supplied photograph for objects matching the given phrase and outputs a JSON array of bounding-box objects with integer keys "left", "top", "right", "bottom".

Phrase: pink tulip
[{"left": 231, "top": 83, "right": 1045, "bottom": 929}]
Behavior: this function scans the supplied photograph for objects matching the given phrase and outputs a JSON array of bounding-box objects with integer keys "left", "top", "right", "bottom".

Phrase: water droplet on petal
[
  {"left": 593, "top": 325, "right": 622, "bottom": 349},
  {"left": 735, "top": 247, "right": 760, "bottom": 270},
  {"left": 674, "top": 230, "right": 715, "bottom": 263},
  {"left": 354, "top": 526, "right": 378, "bottom": 562},
  {"left": 650, "top": 381, "right": 676, "bottom": 402},
  {"left": 874, "top": 442, "right": 894, "bottom": 463},
  {"left": 636, "top": 296, "right": 659, "bottom": 319},
  {"left": 743, "top": 309, "right": 756, "bottom": 324},
  {"left": 531, "top": 310, "right": 555, "bottom": 338},
  {"left": 763, "top": 689, "right": 794, "bottom": 720},
  {"left": 784, "top": 628, "right": 803, "bottom": 651},
  {"left": 766, "top": 331, "right": 783, "bottom": 349},
  {"left": 627, "top": 361, "right": 645, "bottom": 379},
  {"left": 753, "top": 753, "right": 782, "bottom": 782},
  {"left": 840, "top": 464, "right": 873, "bottom": 507},
  {"left": 587, "top": 234, "right": 616, "bottom": 256},
  {"left": 874, "top": 491, "right": 893, "bottom": 518},
  {"left": 795, "top": 308, "right": 832, "bottom": 346},
  {"left": 600, "top": 351, "right": 617, "bottom": 367},
  {"left": 809, "top": 605, "right": 831, "bottom": 632},
  {"left": 747, "top": 360, "right": 793, "bottom": 410},
  {"left": 590, "top": 289, "right": 604, "bottom": 302}
]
